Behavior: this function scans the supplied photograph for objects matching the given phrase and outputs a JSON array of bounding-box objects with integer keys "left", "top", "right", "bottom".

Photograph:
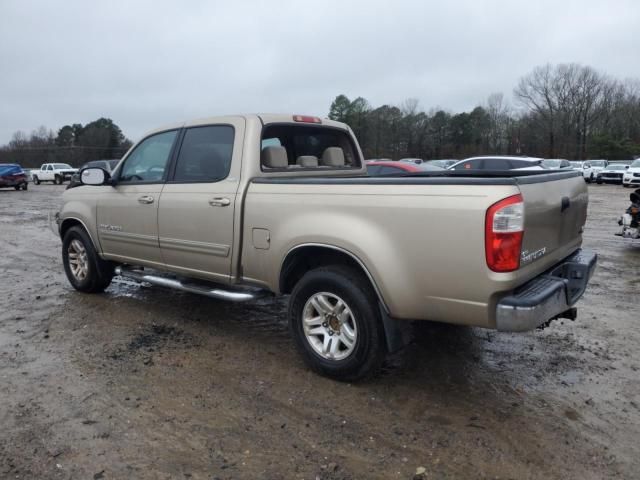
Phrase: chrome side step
[{"left": 114, "top": 266, "right": 266, "bottom": 302}]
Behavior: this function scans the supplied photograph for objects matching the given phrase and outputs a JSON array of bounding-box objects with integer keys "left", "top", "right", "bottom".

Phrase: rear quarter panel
[{"left": 242, "top": 182, "right": 524, "bottom": 327}]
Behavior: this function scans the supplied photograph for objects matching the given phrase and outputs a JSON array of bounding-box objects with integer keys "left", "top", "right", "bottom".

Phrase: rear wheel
[
  {"left": 288, "top": 265, "right": 386, "bottom": 381},
  {"left": 14, "top": 185, "right": 20, "bottom": 190},
  {"left": 62, "top": 226, "right": 114, "bottom": 293},
  {"left": 21, "top": 183, "right": 27, "bottom": 190},
  {"left": 33, "top": 176, "right": 40, "bottom": 185}
]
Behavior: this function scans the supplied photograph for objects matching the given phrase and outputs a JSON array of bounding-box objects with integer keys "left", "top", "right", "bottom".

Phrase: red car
[
  {"left": 0, "top": 164, "right": 29, "bottom": 190},
  {"left": 366, "top": 160, "right": 443, "bottom": 176}
]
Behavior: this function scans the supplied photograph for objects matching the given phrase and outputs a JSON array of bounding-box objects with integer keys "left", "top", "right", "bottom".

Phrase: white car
[
  {"left": 32, "top": 163, "right": 78, "bottom": 185},
  {"left": 570, "top": 160, "right": 608, "bottom": 183},
  {"left": 623, "top": 159, "right": 640, "bottom": 188}
]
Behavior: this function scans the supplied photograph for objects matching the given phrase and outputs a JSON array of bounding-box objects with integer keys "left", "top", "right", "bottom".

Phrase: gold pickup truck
[{"left": 56, "top": 114, "right": 597, "bottom": 380}]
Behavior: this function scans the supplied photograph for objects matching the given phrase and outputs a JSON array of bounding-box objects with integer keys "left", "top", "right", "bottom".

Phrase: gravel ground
[{"left": 0, "top": 183, "right": 638, "bottom": 480}]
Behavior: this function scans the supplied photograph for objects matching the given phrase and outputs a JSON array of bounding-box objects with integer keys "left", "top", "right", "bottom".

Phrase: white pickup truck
[
  {"left": 55, "top": 114, "right": 597, "bottom": 380},
  {"left": 33, "top": 163, "right": 78, "bottom": 185}
]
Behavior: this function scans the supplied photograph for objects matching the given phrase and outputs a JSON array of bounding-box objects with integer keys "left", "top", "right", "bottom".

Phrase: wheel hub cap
[
  {"left": 68, "top": 239, "right": 88, "bottom": 281},
  {"left": 302, "top": 292, "right": 357, "bottom": 361}
]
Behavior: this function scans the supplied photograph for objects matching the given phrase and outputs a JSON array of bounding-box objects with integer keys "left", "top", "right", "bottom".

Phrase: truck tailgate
[{"left": 518, "top": 173, "right": 588, "bottom": 273}]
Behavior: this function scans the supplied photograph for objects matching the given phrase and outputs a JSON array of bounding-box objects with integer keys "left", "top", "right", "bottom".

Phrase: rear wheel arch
[{"left": 279, "top": 244, "right": 388, "bottom": 312}]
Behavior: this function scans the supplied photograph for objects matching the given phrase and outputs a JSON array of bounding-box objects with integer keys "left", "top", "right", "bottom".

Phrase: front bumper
[{"left": 496, "top": 249, "right": 597, "bottom": 332}]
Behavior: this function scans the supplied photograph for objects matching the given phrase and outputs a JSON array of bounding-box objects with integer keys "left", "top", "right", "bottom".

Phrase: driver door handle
[
  {"left": 209, "top": 197, "right": 231, "bottom": 207},
  {"left": 138, "top": 195, "right": 154, "bottom": 204}
]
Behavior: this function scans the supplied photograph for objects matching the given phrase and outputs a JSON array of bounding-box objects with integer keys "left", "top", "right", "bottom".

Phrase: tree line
[
  {"left": 0, "top": 118, "right": 132, "bottom": 168},
  {"left": 329, "top": 63, "right": 640, "bottom": 161}
]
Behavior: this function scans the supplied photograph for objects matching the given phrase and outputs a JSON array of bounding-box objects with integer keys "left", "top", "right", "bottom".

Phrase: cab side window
[
  {"left": 172, "top": 125, "right": 234, "bottom": 183},
  {"left": 454, "top": 160, "right": 476, "bottom": 170},
  {"left": 119, "top": 130, "right": 177, "bottom": 183}
]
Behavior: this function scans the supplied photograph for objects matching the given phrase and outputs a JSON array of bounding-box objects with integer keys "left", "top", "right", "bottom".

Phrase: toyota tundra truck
[{"left": 55, "top": 114, "right": 597, "bottom": 380}]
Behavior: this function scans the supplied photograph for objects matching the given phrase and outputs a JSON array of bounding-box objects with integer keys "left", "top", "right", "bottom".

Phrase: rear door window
[
  {"left": 172, "top": 125, "right": 234, "bottom": 183},
  {"left": 483, "top": 158, "right": 512, "bottom": 169},
  {"left": 378, "top": 166, "right": 405, "bottom": 174},
  {"left": 366, "top": 165, "right": 381, "bottom": 175}
]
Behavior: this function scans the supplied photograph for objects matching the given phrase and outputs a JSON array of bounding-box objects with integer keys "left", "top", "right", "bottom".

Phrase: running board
[{"left": 114, "top": 266, "right": 267, "bottom": 302}]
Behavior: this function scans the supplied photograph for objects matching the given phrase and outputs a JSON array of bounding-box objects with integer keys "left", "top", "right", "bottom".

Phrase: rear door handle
[
  {"left": 138, "top": 195, "right": 154, "bottom": 204},
  {"left": 209, "top": 197, "right": 231, "bottom": 207}
]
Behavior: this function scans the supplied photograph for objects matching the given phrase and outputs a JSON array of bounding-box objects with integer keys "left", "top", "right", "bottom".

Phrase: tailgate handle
[{"left": 561, "top": 196, "right": 571, "bottom": 212}]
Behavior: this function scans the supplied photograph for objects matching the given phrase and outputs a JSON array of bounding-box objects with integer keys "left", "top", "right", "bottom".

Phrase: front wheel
[
  {"left": 54, "top": 175, "right": 62, "bottom": 185},
  {"left": 288, "top": 265, "right": 386, "bottom": 381},
  {"left": 62, "top": 226, "right": 114, "bottom": 293}
]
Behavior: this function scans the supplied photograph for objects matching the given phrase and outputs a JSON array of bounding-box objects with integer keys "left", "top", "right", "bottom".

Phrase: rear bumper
[{"left": 495, "top": 249, "right": 597, "bottom": 332}]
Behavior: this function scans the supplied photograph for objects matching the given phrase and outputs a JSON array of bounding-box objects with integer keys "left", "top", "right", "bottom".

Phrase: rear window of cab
[{"left": 260, "top": 124, "right": 361, "bottom": 170}]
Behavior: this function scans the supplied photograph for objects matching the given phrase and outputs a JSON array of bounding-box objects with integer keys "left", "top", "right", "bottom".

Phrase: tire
[
  {"left": 14, "top": 185, "right": 20, "bottom": 190},
  {"left": 54, "top": 175, "right": 62, "bottom": 185},
  {"left": 288, "top": 265, "right": 386, "bottom": 381},
  {"left": 62, "top": 226, "right": 114, "bottom": 293},
  {"left": 33, "top": 176, "right": 40, "bottom": 185},
  {"left": 623, "top": 184, "right": 630, "bottom": 188},
  {"left": 596, "top": 179, "right": 602, "bottom": 184},
  {"left": 22, "top": 183, "right": 27, "bottom": 190}
]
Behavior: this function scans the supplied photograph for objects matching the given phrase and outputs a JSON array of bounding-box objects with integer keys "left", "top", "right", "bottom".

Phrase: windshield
[
  {"left": 607, "top": 165, "right": 626, "bottom": 170},
  {"left": 570, "top": 161, "right": 582, "bottom": 167},
  {"left": 54, "top": 163, "right": 72, "bottom": 169},
  {"left": 590, "top": 160, "right": 607, "bottom": 167},
  {"left": 543, "top": 160, "right": 561, "bottom": 167},
  {"left": 631, "top": 159, "right": 640, "bottom": 168}
]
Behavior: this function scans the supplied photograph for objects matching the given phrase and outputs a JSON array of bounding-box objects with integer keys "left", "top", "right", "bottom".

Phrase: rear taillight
[{"left": 485, "top": 194, "right": 524, "bottom": 272}]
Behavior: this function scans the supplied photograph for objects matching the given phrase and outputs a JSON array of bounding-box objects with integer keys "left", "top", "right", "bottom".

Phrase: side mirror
[
  {"left": 626, "top": 165, "right": 630, "bottom": 169},
  {"left": 80, "top": 168, "right": 110, "bottom": 185}
]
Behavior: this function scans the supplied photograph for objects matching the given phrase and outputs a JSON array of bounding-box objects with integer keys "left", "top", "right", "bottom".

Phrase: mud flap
[{"left": 379, "top": 304, "right": 413, "bottom": 353}]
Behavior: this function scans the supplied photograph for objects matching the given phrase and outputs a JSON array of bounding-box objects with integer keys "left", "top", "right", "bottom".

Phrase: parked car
[
  {"left": 366, "top": 160, "right": 443, "bottom": 176},
  {"left": 448, "top": 156, "right": 544, "bottom": 171},
  {"left": 426, "top": 159, "right": 457, "bottom": 169},
  {"left": 596, "top": 164, "right": 628, "bottom": 184},
  {"left": 570, "top": 160, "right": 608, "bottom": 183},
  {"left": 586, "top": 160, "right": 608, "bottom": 182},
  {"left": 67, "top": 159, "right": 120, "bottom": 189},
  {"left": 55, "top": 114, "right": 596, "bottom": 381},
  {"left": 542, "top": 159, "right": 572, "bottom": 169},
  {"left": 0, "top": 164, "right": 29, "bottom": 190},
  {"left": 623, "top": 159, "right": 640, "bottom": 188},
  {"left": 33, "top": 163, "right": 78, "bottom": 185}
]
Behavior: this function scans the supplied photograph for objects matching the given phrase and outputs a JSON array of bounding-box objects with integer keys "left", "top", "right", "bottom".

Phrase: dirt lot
[{"left": 0, "top": 184, "right": 639, "bottom": 480}]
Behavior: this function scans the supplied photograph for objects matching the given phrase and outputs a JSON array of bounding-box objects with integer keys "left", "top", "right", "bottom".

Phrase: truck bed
[{"left": 243, "top": 170, "right": 587, "bottom": 328}]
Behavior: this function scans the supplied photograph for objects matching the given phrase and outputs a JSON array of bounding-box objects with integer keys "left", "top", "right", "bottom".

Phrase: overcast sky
[{"left": 1, "top": 0, "right": 639, "bottom": 144}]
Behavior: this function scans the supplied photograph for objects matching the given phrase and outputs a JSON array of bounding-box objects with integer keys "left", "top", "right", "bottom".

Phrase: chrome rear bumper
[{"left": 496, "top": 249, "right": 597, "bottom": 332}]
